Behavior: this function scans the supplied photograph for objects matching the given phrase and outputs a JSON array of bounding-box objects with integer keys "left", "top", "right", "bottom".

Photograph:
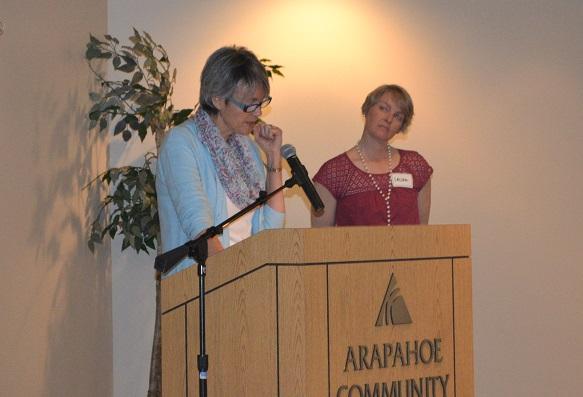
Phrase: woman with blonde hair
[{"left": 312, "top": 84, "right": 432, "bottom": 227}]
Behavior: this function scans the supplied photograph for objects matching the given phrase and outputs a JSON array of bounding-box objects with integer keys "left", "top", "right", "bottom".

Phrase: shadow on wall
[{"left": 28, "top": 66, "right": 112, "bottom": 396}]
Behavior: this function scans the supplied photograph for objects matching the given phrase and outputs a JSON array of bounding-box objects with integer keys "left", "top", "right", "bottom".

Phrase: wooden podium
[{"left": 161, "top": 225, "right": 473, "bottom": 396}]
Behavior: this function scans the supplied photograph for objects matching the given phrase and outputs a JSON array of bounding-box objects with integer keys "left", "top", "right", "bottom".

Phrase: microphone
[{"left": 281, "top": 144, "right": 325, "bottom": 214}]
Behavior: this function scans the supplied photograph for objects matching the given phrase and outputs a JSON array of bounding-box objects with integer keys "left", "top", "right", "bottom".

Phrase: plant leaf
[
  {"left": 138, "top": 124, "right": 148, "bottom": 141},
  {"left": 117, "top": 63, "right": 136, "bottom": 73},
  {"left": 171, "top": 108, "right": 193, "bottom": 126},
  {"left": 125, "top": 114, "right": 140, "bottom": 129},
  {"left": 99, "top": 117, "right": 108, "bottom": 132},
  {"left": 131, "top": 71, "right": 143, "bottom": 86},
  {"left": 135, "top": 92, "right": 160, "bottom": 107},
  {"left": 122, "top": 55, "right": 137, "bottom": 67},
  {"left": 145, "top": 237, "right": 156, "bottom": 250},
  {"left": 89, "top": 110, "right": 101, "bottom": 121},
  {"left": 85, "top": 45, "right": 102, "bottom": 60},
  {"left": 114, "top": 119, "right": 126, "bottom": 135}
]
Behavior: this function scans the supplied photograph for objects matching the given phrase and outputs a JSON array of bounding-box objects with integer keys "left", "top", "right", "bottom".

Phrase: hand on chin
[{"left": 235, "top": 121, "right": 256, "bottom": 136}]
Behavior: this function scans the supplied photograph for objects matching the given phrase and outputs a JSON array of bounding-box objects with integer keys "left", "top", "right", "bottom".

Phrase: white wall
[
  {"left": 109, "top": 1, "right": 583, "bottom": 395},
  {"left": 0, "top": 1, "right": 111, "bottom": 396}
]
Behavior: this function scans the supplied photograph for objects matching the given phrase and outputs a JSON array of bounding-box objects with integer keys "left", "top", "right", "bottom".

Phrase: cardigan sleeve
[{"left": 157, "top": 128, "right": 214, "bottom": 241}]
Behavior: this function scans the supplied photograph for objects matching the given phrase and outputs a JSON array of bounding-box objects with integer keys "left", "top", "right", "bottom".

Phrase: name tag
[{"left": 391, "top": 172, "right": 413, "bottom": 188}]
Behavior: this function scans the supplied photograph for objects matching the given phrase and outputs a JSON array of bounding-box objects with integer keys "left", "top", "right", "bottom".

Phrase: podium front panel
[
  {"left": 328, "top": 259, "right": 455, "bottom": 397},
  {"left": 186, "top": 266, "right": 278, "bottom": 397},
  {"left": 278, "top": 265, "right": 329, "bottom": 395}
]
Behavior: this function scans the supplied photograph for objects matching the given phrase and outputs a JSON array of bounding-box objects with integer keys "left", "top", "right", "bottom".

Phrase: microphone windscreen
[{"left": 280, "top": 144, "right": 296, "bottom": 159}]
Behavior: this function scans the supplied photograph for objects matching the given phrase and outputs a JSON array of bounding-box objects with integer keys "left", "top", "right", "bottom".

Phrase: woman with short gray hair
[{"left": 156, "top": 46, "right": 285, "bottom": 276}]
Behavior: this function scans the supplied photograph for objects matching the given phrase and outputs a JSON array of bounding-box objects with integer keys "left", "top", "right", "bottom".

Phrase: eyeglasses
[{"left": 227, "top": 96, "right": 272, "bottom": 113}]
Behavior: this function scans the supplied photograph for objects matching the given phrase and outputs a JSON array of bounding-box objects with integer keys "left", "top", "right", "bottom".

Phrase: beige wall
[
  {"left": 0, "top": 1, "right": 111, "bottom": 396},
  {"left": 108, "top": 0, "right": 583, "bottom": 396}
]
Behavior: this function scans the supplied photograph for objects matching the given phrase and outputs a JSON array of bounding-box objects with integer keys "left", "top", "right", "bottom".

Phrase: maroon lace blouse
[{"left": 313, "top": 149, "right": 433, "bottom": 225}]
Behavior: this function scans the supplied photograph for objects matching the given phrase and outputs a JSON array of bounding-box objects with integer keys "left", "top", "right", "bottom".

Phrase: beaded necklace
[{"left": 355, "top": 141, "right": 393, "bottom": 225}]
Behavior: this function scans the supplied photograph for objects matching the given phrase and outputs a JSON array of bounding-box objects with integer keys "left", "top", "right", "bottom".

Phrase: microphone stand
[{"left": 154, "top": 176, "right": 298, "bottom": 397}]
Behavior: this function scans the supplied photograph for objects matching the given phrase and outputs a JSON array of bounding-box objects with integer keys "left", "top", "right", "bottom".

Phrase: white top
[{"left": 225, "top": 196, "right": 254, "bottom": 246}]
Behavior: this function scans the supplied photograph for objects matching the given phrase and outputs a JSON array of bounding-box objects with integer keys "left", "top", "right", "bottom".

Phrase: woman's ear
[{"left": 212, "top": 96, "right": 226, "bottom": 111}]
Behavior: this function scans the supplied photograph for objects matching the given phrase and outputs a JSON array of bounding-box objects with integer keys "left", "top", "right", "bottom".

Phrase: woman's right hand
[{"left": 254, "top": 122, "right": 283, "bottom": 166}]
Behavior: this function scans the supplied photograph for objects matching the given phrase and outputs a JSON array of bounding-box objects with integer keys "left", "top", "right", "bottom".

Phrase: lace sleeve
[
  {"left": 407, "top": 151, "right": 433, "bottom": 190},
  {"left": 313, "top": 153, "right": 349, "bottom": 199}
]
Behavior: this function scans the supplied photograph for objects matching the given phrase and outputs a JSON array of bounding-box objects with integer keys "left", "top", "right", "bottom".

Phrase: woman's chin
[{"left": 238, "top": 123, "right": 256, "bottom": 135}]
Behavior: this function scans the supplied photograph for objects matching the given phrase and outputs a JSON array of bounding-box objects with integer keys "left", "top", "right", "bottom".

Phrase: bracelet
[{"left": 266, "top": 165, "right": 282, "bottom": 173}]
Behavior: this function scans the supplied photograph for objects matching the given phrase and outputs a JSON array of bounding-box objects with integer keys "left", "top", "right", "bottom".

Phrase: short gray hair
[
  {"left": 361, "top": 84, "right": 414, "bottom": 132},
  {"left": 199, "top": 46, "right": 269, "bottom": 115}
]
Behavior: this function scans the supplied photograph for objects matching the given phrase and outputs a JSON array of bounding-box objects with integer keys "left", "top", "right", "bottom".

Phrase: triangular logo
[{"left": 375, "top": 273, "right": 412, "bottom": 326}]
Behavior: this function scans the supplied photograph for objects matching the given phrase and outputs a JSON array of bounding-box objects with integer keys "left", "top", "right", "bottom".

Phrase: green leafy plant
[
  {"left": 87, "top": 152, "right": 158, "bottom": 254},
  {"left": 86, "top": 28, "right": 192, "bottom": 143},
  {"left": 260, "top": 58, "right": 284, "bottom": 79},
  {"left": 84, "top": 28, "right": 186, "bottom": 254}
]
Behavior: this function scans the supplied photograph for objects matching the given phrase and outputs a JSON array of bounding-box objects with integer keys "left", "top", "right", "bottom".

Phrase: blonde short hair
[{"left": 361, "top": 84, "right": 414, "bottom": 132}]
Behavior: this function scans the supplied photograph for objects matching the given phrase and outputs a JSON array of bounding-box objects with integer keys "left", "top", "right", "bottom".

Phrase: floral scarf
[{"left": 194, "top": 108, "right": 262, "bottom": 209}]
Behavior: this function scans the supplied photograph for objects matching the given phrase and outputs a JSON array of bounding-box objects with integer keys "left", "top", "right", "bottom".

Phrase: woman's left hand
[{"left": 254, "top": 122, "right": 283, "bottom": 161}]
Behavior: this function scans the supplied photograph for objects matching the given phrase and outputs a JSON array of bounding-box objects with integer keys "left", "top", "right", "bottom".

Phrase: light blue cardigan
[{"left": 156, "top": 119, "right": 285, "bottom": 276}]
